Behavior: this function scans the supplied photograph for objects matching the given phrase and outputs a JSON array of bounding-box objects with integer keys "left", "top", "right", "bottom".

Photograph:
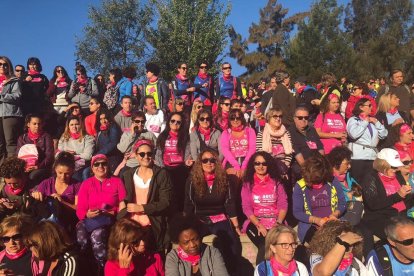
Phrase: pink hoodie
[{"left": 220, "top": 127, "right": 256, "bottom": 170}]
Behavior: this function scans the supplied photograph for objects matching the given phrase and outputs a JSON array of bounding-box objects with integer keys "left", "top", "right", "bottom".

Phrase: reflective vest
[{"left": 297, "top": 178, "right": 338, "bottom": 215}]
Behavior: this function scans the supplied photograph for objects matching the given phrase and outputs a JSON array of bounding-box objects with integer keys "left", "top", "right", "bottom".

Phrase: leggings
[
  {"left": 246, "top": 222, "right": 265, "bottom": 265},
  {"left": 76, "top": 221, "right": 109, "bottom": 267}
]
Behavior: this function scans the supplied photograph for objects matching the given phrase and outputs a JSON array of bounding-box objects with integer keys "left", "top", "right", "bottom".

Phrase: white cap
[{"left": 377, "top": 148, "right": 404, "bottom": 167}]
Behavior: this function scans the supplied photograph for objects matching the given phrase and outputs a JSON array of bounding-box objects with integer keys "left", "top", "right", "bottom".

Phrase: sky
[{"left": 2, "top": 0, "right": 348, "bottom": 79}]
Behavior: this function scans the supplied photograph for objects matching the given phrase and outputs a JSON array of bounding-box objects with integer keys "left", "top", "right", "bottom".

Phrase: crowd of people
[{"left": 0, "top": 55, "right": 413, "bottom": 275}]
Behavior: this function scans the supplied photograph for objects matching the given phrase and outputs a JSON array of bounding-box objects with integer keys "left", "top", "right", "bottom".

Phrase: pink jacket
[
  {"left": 104, "top": 252, "right": 164, "bottom": 276},
  {"left": 219, "top": 127, "right": 256, "bottom": 170},
  {"left": 76, "top": 176, "right": 126, "bottom": 220}
]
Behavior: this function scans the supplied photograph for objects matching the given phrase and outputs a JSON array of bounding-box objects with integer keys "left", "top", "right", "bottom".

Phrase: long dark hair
[
  {"left": 352, "top": 98, "right": 370, "bottom": 117},
  {"left": 215, "top": 96, "right": 230, "bottom": 123},
  {"left": 51, "top": 65, "right": 71, "bottom": 82},
  {"left": 95, "top": 108, "right": 115, "bottom": 133},
  {"left": 157, "top": 112, "right": 188, "bottom": 154},
  {"left": 243, "top": 151, "right": 281, "bottom": 188}
]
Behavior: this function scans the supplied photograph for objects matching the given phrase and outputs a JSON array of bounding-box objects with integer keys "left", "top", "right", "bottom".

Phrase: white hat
[{"left": 377, "top": 148, "right": 404, "bottom": 167}]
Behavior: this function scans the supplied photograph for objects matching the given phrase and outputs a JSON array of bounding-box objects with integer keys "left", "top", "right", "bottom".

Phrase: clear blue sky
[{"left": 2, "top": 0, "right": 348, "bottom": 78}]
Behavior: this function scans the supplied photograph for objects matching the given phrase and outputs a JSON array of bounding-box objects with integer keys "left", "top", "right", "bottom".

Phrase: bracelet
[{"left": 336, "top": 237, "right": 351, "bottom": 252}]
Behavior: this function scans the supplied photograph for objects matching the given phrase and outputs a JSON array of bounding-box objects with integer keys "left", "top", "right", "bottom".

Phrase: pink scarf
[
  {"left": 176, "top": 74, "right": 188, "bottom": 81},
  {"left": 388, "top": 108, "right": 398, "bottom": 115},
  {"left": 379, "top": 173, "right": 406, "bottom": 212},
  {"left": 198, "top": 126, "right": 211, "bottom": 141},
  {"left": 100, "top": 124, "right": 108, "bottom": 131},
  {"left": 270, "top": 257, "right": 297, "bottom": 276},
  {"left": 223, "top": 74, "right": 232, "bottom": 81},
  {"left": 231, "top": 125, "right": 245, "bottom": 132},
  {"left": 27, "top": 129, "right": 41, "bottom": 142},
  {"left": 169, "top": 130, "right": 178, "bottom": 138},
  {"left": 28, "top": 70, "right": 40, "bottom": 76},
  {"left": 70, "top": 132, "right": 81, "bottom": 140},
  {"left": 204, "top": 173, "right": 215, "bottom": 189},
  {"left": 148, "top": 76, "right": 158, "bottom": 83},
  {"left": 261, "top": 123, "right": 293, "bottom": 155},
  {"left": 5, "top": 247, "right": 28, "bottom": 260},
  {"left": 77, "top": 76, "right": 87, "bottom": 85},
  {"left": 312, "top": 183, "right": 324, "bottom": 189},
  {"left": 176, "top": 247, "right": 200, "bottom": 266},
  {"left": 5, "top": 183, "right": 24, "bottom": 195},
  {"left": 56, "top": 77, "right": 68, "bottom": 88},
  {"left": 218, "top": 111, "right": 229, "bottom": 130},
  {"left": 198, "top": 72, "right": 208, "bottom": 79},
  {"left": 338, "top": 253, "right": 354, "bottom": 271},
  {"left": 121, "top": 110, "right": 131, "bottom": 117},
  {"left": 0, "top": 75, "right": 6, "bottom": 93}
]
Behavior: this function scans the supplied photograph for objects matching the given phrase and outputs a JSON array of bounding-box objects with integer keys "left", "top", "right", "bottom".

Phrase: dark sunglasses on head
[
  {"left": 230, "top": 116, "right": 242, "bottom": 121},
  {"left": 0, "top": 233, "right": 22, "bottom": 243},
  {"left": 221, "top": 103, "right": 230, "bottom": 106},
  {"left": 254, "top": 161, "right": 268, "bottom": 167},
  {"left": 295, "top": 116, "right": 309, "bottom": 121},
  {"left": 201, "top": 158, "right": 217, "bottom": 164},
  {"left": 134, "top": 119, "right": 146, "bottom": 124},
  {"left": 93, "top": 161, "right": 108, "bottom": 168},
  {"left": 393, "top": 238, "right": 414, "bottom": 246},
  {"left": 137, "top": 152, "right": 152, "bottom": 158},
  {"left": 199, "top": 117, "right": 210, "bottom": 122},
  {"left": 403, "top": 160, "right": 413, "bottom": 166},
  {"left": 170, "top": 119, "right": 182, "bottom": 125}
]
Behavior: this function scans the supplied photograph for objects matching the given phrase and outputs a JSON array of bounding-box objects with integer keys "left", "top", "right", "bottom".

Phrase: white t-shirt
[
  {"left": 145, "top": 110, "right": 165, "bottom": 138},
  {"left": 310, "top": 254, "right": 368, "bottom": 276}
]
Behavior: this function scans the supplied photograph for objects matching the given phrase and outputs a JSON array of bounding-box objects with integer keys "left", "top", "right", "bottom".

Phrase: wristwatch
[{"left": 336, "top": 237, "right": 351, "bottom": 251}]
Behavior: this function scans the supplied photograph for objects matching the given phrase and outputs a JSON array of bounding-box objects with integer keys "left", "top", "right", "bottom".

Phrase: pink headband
[
  {"left": 328, "top": 93, "right": 339, "bottom": 100},
  {"left": 133, "top": 139, "right": 154, "bottom": 153},
  {"left": 91, "top": 154, "right": 107, "bottom": 167},
  {"left": 400, "top": 124, "right": 411, "bottom": 135}
]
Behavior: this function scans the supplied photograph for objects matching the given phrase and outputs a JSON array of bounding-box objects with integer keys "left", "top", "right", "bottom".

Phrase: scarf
[
  {"left": 70, "top": 132, "right": 81, "bottom": 140},
  {"left": 100, "top": 124, "right": 108, "bottom": 131},
  {"left": 262, "top": 123, "right": 293, "bottom": 155},
  {"left": 270, "top": 257, "right": 297, "bottom": 276},
  {"left": 223, "top": 74, "right": 232, "bottom": 81},
  {"left": 388, "top": 108, "right": 398, "bottom": 115},
  {"left": 312, "top": 183, "right": 324, "bottom": 189},
  {"left": 338, "top": 253, "right": 354, "bottom": 271},
  {"left": 176, "top": 74, "right": 188, "bottom": 81},
  {"left": 28, "top": 70, "right": 40, "bottom": 76},
  {"left": 121, "top": 110, "right": 131, "bottom": 117},
  {"left": 198, "top": 126, "right": 211, "bottom": 141},
  {"left": 198, "top": 72, "right": 208, "bottom": 79},
  {"left": 5, "top": 247, "right": 28, "bottom": 260},
  {"left": 379, "top": 172, "right": 396, "bottom": 182},
  {"left": 0, "top": 75, "right": 6, "bottom": 93},
  {"left": 254, "top": 173, "right": 270, "bottom": 185},
  {"left": 110, "top": 81, "right": 116, "bottom": 87},
  {"left": 204, "top": 173, "right": 215, "bottom": 189},
  {"left": 27, "top": 129, "right": 41, "bottom": 142},
  {"left": 5, "top": 182, "right": 24, "bottom": 195},
  {"left": 56, "top": 77, "right": 68, "bottom": 88},
  {"left": 148, "top": 76, "right": 158, "bottom": 83},
  {"left": 169, "top": 130, "right": 178, "bottom": 138},
  {"left": 176, "top": 246, "right": 200, "bottom": 266},
  {"left": 231, "top": 125, "right": 245, "bottom": 132},
  {"left": 218, "top": 111, "right": 229, "bottom": 130},
  {"left": 77, "top": 76, "right": 87, "bottom": 85}
]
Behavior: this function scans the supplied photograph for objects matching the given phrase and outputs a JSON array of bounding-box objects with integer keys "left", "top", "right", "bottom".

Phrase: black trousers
[{"left": 245, "top": 222, "right": 265, "bottom": 265}]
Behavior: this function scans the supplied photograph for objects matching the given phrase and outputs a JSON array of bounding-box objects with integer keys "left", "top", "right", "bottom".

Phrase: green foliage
[
  {"left": 75, "top": 0, "right": 152, "bottom": 76},
  {"left": 147, "top": 0, "right": 231, "bottom": 81},
  {"left": 229, "top": 0, "right": 307, "bottom": 83}
]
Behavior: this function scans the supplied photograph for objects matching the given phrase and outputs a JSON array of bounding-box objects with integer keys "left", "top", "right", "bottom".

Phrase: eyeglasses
[
  {"left": 272, "top": 115, "right": 283, "bottom": 119},
  {"left": 221, "top": 103, "right": 230, "bottom": 106},
  {"left": 93, "top": 161, "right": 108, "bottom": 168},
  {"left": 196, "top": 105, "right": 203, "bottom": 109},
  {"left": 201, "top": 158, "right": 217, "bottom": 164},
  {"left": 170, "top": 119, "right": 182, "bottom": 125},
  {"left": 403, "top": 160, "right": 413, "bottom": 166},
  {"left": 0, "top": 62, "right": 8, "bottom": 68},
  {"left": 254, "top": 161, "right": 268, "bottom": 167},
  {"left": 15, "top": 69, "right": 23, "bottom": 72},
  {"left": 274, "top": 242, "right": 298, "bottom": 249},
  {"left": 222, "top": 67, "right": 232, "bottom": 70},
  {"left": 199, "top": 66, "right": 207, "bottom": 69},
  {"left": 295, "top": 116, "right": 309, "bottom": 121},
  {"left": 176, "top": 102, "right": 184, "bottom": 106},
  {"left": 134, "top": 119, "right": 146, "bottom": 124},
  {"left": 56, "top": 70, "right": 63, "bottom": 73},
  {"left": 0, "top": 234, "right": 22, "bottom": 243},
  {"left": 137, "top": 152, "right": 153, "bottom": 158},
  {"left": 363, "top": 104, "right": 372, "bottom": 108},
  {"left": 199, "top": 117, "right": 210, "bottom": 122},
  {"left": 393, "top": 238, "right": 414, "bottom": 246},
  {"left": 180, "top": 67, "right": 188, "bottom": 70},
  {"left": 230, "top": 116, "right": 242, "bottom": 121}
]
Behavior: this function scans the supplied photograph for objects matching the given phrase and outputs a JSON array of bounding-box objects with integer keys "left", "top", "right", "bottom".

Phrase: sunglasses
[
  {"left": 176, "top": 102, "right": 184, "bottom": 106},
  {"left": 403, "top": 160, "right": 413, "bottom": 166},
  {"left": 15, "top": 69, "right": 23, "bottom": 72},
  {"left": 56, "top": 69, "right": 63, "bottom": 73},
  {"left": 363, "top": 104, "right": 372, "bottom": 108},
  {"left": 199, "top": 66, "right": 207, "bottom": 69},
  {"left": 254, "top": 161, "right": 268, "bottom": 167},
  {"left": 199, "top": 117, "right": 210, "bottom": 122},
  {"left": 137, "top": 152, "right": 153, "bottom": 158},
  {"left": 221, "top": 103, "right": 230, "bottom": 106},
  {"left": 196, "top": 105, "right": 203, "bottom": 109},
  {"left": 201, "top": 158, "right": 217, "bottom": 164},
  {"left": 353, "top": 87, "right": 360, "bottom": 91},
  {"left": 222, "top": 67, "right": 232, "bottom": 70},
  {"left": 93, "top": 161, "right": 108, "bottom": 168},
  {"left": 230, "top": 116, "right": 242, "bottom": 121},
  {"left": 0, "top": 62, "right": 8, "bottom": 68},
  {"left": 0, "top": 233, "right": 22, "bottom": 243},
  {"left": 180, "top": 67, "right": 188, "bottom": 70},
  {"left": 295, "top": 116, "right": 309, "bottom": 121},
  {"left": 272, "top": 115, "right": 283, "bottom": 119},
  {"left": 391, "top": 166, "right": 399, "bottom": 170},
  {"left": 393, "top": 238, "right": 414, "bottom": 246},
  {"left": 134, "top": 119, "right": 146, "bottom": 124},
  {"left": 170, "top": 119, "right": 182, "bottom": 125},
  {"left": 26, "top": 241, "right": 39, "bottom": 248},
  {"left": 76, "top": 73, "right": 82, "bottom": 76}
]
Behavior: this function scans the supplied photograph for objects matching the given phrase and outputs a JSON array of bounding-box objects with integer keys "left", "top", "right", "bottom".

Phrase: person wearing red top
[
  {"left": 84, "top": 97, "right": 101, "bottom": 137},
  {"left": 345, "top": 82, "right": 376, "bottom": 120},
  {"left": 392, "top": 123, "right": 414, "bottom": 171}
]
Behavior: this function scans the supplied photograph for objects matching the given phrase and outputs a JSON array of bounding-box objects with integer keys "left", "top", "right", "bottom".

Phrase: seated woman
[
  {"left": 105, "top": 218, "right": 164, "bottom": 275},
  {"left": 184, "top": 149, "right": 241, "bottom": 275},
  {"left": 165, "top": 213, "right": 229, "bottom": 276},
  {"left": 58, "top": 116, "right": 95, "bottom": 181},
  {"left": 25, "top": 221, "right": 79, "bottom": 276},
  {"left": 256, "top": 108, "right": 293, "bottom": 170},
  {"left": 242, "top": 151, "right": 288, "bottom": 265},
  {"left": 390, "top": 123, "right": 414, "bottom": 171},
  {"left": 189, "top": 99, "right": 204, "bottom": 132},
  {"left": 0, "top": 157, "right": 31, "bottom": 220},
  {"left": 17, "top": 114, "right": 54, "bottom": 186},
  {"left": 55, "top": 103, "right": 82, "bottom": 146},
  {"left": 31, "top": 152, "right": 81, "bottom": 234},
  {"left": 0, "top": 214, "right": 34, "bottom": 276},
  {"left": 309, "top": 220, "right": 367, "bottom": 276},
  {"left": 76, "top": 154, "right": 126, "bottom": 269},
  {"left": 119, "top": 139, "right": 172, "bottom": 254},
  {"left": 214, "top": 96, "right": 231, "bottom": 132},
  {"left": 189, "top": 109, "right": 221, "bottom": 161},
  {"left": 255, "top": 225, "right": 308, "bottom": 276},
  {"left": 84, "top": 97, "right": 101, "bottom": 137},
  {"left": 358, "top": 148, "right": 413, "bottom": 256},
  {"left": 292, "top": 154, "right": 346, "bottom": 244},
  {"left": 315, "top": 94, "right": 347, "bottom": 154},
  {"left": 220, "top": 109, "right": 256, "bottom": 179},
  {"left": 376, "top": 91, "right": 409, "bottom": 130}
]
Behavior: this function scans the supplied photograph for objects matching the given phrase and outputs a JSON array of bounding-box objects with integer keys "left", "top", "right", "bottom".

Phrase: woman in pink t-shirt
[
  {"left": 241, "top": 151, "right": 288, "bottom": 264},
  {"left": 315, "top": 93, "right": 347, "bottom": 154}
]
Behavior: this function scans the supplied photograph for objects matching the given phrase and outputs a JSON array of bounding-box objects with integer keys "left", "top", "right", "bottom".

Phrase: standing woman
[
  {"left": 189, "top": 99, "right": 204, "bottom": 132},
  {"left": 193, "top": 61, "right": 214, "bottom": 108},
  {"left": 184, "top": 149, "right": 241, "bottom": 275},
  {"left": 242, "top": 152, "right": 288, "bottom": 265},
  {"left": 119, "top": 139, "right": 173, "bottom": 254},
  {"left": 84, "top": 97, "right": 101, "bottom": 137},
  {"left": 155, "top": 112, "right": 191, "bottom": 212},
  {"left": 189, "top": 109, "right": 221, "bottom": 161},
  {"left": 376, "top": 91, "right": 409, "bottom": 130},
  {"left": 21, "top": 57, "right": 49, "bottom": 115},
  {"left": 347, "top": 98, "right": 388, "bottom": 184},
  {"left": 68, "top": 64, "right": 98, "bottom": 115},
  {"left": 0, "top": 56, "right": 23, "bottom": 163},
  {"left": 102, "top": 68, "right": 122, "bottom": 112},
  {"left": 46, "top": 66, "right": 72, "bottom": 114},
  {"left": 315, "top": 93, "right": 347, "bottom": 154},
  {"left": 220, "top": 109, "right": 256, "bottom": 179},
  {"left": 214, "top": 96, "right": 231, "bottom": 132},
  {"left": 171, "top": 62, "right": 195, "bottom": 114},
  {"left": 345, "top": 82, "right": 377, "bottom": 120}
]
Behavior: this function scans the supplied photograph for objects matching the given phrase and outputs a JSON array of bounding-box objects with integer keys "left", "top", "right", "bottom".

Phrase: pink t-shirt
[
  {"left": 380, "top": 174, "right": 406, "bottom": 212},
  {"left": 251, "top": 176, "right": 280, "bottom": 229},
  {"left": 230, "top": 132, "right": 249, "bottom": 158},
  {"left": 314, "top": 113, "right": 346, "bottom": 154},
  {"left": 163, "top": 136, "right": 183, "bottom": 166}
]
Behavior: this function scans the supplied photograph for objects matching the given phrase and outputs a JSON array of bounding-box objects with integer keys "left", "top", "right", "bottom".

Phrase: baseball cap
[{"left": 377, "top": 148, "right": 404, "bottom": 167}]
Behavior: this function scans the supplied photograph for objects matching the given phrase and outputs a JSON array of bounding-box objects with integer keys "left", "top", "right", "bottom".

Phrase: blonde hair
[
  {"left": 373, "top": 158, "right": 391, "bottom": 174},
  {"left": 0, "top": 56, "right": 13, "bottom": 79},
  {"left": 378, "top": 93, "right": 391, "bottom": 113},
  {"left": 191, "top": 99, "right": 203, "bottom": 124},
  {"left": 264, "top": 225, "right": 298, "bottom": 260},
  {"left": 265, "top": 107, "right": 283, "bottom": 122},
  {"left": 61, "top": 117, "right": 86, "bottom": 142},
  {"left": 173, "top": 98, "right": 185, "bottom": 112}
]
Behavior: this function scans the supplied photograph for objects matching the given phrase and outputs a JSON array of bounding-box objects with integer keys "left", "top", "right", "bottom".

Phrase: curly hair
[
  {"left": 190, "top": 149, "right": 228, "bottom": 198},
  {"left": 0, "top": 157, "right": 26, "bottom": 179},
  {"left": 157, "top": 112, "right": 188, "bottom": 154},
  {"left": 301, "top": 153, "right": 333, "bottom": 187},
  {"left": 385, "top": 123, "right": 406, "bottom": 146},
  {"left": 326, "top": 146, "right": 352, "bottom": 170},
  {"left": 308, "top": 220, "right": 363, "bottom": 260},
  {"left": 122, "top": 66, "right": 137, "bottom": 79},
  {"left": 244, "top": 152, "right": 282, "bottom": 187},
  {"left": 169, "top": 213, "right": 201, "bottom": 244},
  {"left": 145, "top": 63, "right": 160, "bottom": 76}
]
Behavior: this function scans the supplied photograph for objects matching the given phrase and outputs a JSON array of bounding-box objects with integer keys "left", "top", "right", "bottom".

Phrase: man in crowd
[
  {"left": 143, "top": 95, "right": 165, "bottom": 138},
  {"left": 14, "top": 64, "right": 25, "bottom": 79},
  {"left": 114, "top": 96, "right": 133, "bottom": 132}
]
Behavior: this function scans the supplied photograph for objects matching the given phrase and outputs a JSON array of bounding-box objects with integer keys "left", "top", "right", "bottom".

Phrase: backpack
[
  {"left": 17, "top": 144, "right": 39, "bottom": 169},
  {"left": 374, "top": 244, "right": 393, "bottom": 276},
  {"left": 103, "top": 84, "right": 119, "bottom": 110}
]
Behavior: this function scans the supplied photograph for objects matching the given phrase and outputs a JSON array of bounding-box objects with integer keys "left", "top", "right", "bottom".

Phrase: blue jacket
[
  {"left": 0, "top": 77, "right": 23, "bottom": 117},
  {"left": 96, "top": 124, "right": 121, "bottom": 156},
  {"left": 117, "top": 77, "right": 132, "bottom": 103}
]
